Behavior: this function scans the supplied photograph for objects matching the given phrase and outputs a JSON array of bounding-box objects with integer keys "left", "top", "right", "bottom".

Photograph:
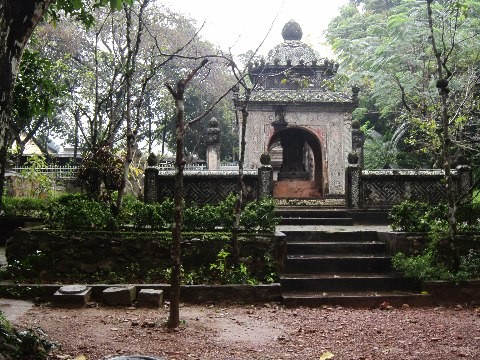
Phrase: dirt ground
[{"left": 8, "top": 301, "right": 480, "bottom": 360}]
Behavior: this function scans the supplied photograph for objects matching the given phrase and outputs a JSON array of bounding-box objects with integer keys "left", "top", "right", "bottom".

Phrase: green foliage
[
  {"left": 389, "top": 201, "right": 431, "bottom": 232},
  {"left": 262, "top": 253, "right": 279, "bottom": 284},
  {"left": 208, "top": 248, "right": 258, "bottom": 285},
  {"left": 393, "top": 236, "right": 480, "bottom": 282},
  {"left": 392, "top": 252, "right": 453, "bottom": 281},
  {"left": 130, "top": 199, "right": 173, "bottom": 230},
  {"left": 391, "top": 199, "right": 480, "bottom": 280},
  {"left": 216, "top": 193, "right": 237, "bottom": 229},
  {"left": 327, "top": 0, "right": 480, "bottom": 166},
  {"left": 47, "top": 194, "right": 116, "bottom": 230},
  {"left": 391, "top": 200, "right": 480, "bottom": 232},
  {"left": 240, "top": 197, "right": 279, "bottom": 233},
  {"left": 48, "top": 0, "right": 134, "bottom": 28},
  {"left": 1, "top": 197, "right": 50, "bottom": 217},
  {"left": 18, "top": 155, "right": 54, "bottom": 198},
  {"left": 1, "top": 251, "right": 47, "bottom": 283},
  {"left": 0, "top": 312, "right": 53, "bottom": 360},
  {"left": 13, "top": 49, "right": 66, "bottom": 124},
  {"left": 77, "top": 142, "right": 123, "bottom": 198},
  {"left": 42, "top": 193, "right": 277, "bottom": 233},
  {"left": 184, "top": 204, "right": 221, "bottom": 231}
]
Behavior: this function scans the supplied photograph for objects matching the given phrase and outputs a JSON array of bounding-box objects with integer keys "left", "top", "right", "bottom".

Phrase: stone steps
[
  {"left": 285, "top": 254, "right": 392, "bottom": 273},
  {"left": 280, "top": 230, "right": 429, "bottom": 307},
  {"left": 282, "top": 291, "right": 431, "bottom": 307},
  {"left": 276, "top": 208, "right": 353, "bottom": 226},
  {"left": 287, "top": 241, "right": 386, "bottom": 255},
  {"left": 280, "top": 273, "right": 420, "bottom": 292}
]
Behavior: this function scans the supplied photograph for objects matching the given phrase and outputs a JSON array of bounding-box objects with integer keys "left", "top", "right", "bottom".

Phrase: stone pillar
[
  {"left": 351, "top": 120, "right": 365, "bottom": 168},
  {"left": 144, "top": 153, "right": 158, "bottom": 204},
  {"left": 206, "top": 117, "right": 221, "bottom": 170},
  {"left": 258, "top": 152, "right": 273, "bottom": 199},
  {"left": 456, "top": 164, "right": 472, "bottom": 204},
  {"left": 346, "top": 164, "right": 361, "bottom": 209}
]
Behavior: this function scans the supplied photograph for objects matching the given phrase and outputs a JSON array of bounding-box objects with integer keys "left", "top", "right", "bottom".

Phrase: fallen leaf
[
  {"left": 320, "top": 351, "right": 335, "bottom": 359},
  {"left": 74, "top": 356, "right": 87, "bottom": 360}
]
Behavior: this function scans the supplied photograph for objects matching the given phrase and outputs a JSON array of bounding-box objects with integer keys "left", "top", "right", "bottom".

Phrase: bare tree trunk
[
  {"left": 231, "top": 88, "right": 251, "bottom": 266},
  {"left": 0, "top": 0, "right": 51, "bottom": 213},
  {"left": 427, "top": 0, "right": 458, "bottom": 269},
  {"left": 115, "top": 1, "right": 148, "bottom": 214},
  {"left": 165, "top": 58, "right": 208, "bottom": 328}
]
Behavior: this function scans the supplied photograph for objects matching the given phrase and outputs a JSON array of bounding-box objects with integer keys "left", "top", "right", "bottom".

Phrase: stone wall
[
  {"left": 346, "top": 166, "right": 472, "bottom": 209},
  {"left": 6, "top": 229, "right": 284, "bottom": 283}
]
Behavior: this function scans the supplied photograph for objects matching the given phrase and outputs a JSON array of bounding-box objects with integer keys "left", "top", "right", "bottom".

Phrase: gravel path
[{"left": 10, "top": 302, "right": 480, "bottom": 359}]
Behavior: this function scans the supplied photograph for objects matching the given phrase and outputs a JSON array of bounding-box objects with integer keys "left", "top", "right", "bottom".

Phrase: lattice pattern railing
[
  {"left": 13, "top": 165, "right": 79, "bottom": 179},
  {"left": 346, "top": 167, "right": 472, "bottom": 209}
]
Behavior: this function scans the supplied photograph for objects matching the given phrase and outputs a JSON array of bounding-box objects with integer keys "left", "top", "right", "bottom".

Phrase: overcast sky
[{"left": 160, "top": 0, "right": 350, "bottom": 58}]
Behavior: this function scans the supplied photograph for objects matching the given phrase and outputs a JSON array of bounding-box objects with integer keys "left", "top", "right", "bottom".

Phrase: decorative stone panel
[
  {"left": 258, "top": 165, "right": 273, "bottom": 199},
  {"left": 345, "top": 168, "right": 472, "bottom": 209},
  {"left": 155, "top": 170, "right": 258, "bottom": 205}
]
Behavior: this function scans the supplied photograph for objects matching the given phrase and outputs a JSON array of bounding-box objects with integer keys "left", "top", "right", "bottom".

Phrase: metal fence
[
  {"left": 157, "top": 162, "right": 239, "bottom": 171},
  {"left": 13, "top": 165, "right": 79, "bottom": 179}
]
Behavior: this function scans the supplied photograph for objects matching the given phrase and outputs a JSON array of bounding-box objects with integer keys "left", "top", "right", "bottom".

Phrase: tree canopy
[
  {"left": 29, "top": 1, "right": 236, "bottom": 161},
  {"left": 327, "top": 0, "right": 480, "bottom": 169}
]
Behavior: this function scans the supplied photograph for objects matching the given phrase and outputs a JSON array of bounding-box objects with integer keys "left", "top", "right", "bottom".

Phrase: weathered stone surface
[
  {"left": 58, "top": 285, "right": 88, "bottom": 294},
  {"left": 258, "top": 165, "right": 273, "bottom": 199},
  {"left": 137, "top": 289, "right": 163, "bottom": 308},
  {"left": 6, "top": 230, "right": 279, "bottom": 283},
  {"left": 53, "top": 285, "right": 91, "bottom": 307},
  {"left": 102, "top": 286, "right": 136, "bottom": 306}
]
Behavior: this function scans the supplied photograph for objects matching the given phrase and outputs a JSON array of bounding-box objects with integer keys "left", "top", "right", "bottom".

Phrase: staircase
[
  {"left": 280, "top": 230, "right": 431, "bottom": 307},
  {"left": 276, "top": 207, "right": 354, "bottom": 226}
]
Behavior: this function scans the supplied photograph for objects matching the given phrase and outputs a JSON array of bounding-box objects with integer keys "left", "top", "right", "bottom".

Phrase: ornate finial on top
[
  {"left": 208, "top": 117, "right": 219, "bottom": 128},
  {"left": 282, "top": 20, "right": 303, "bottom": 41}
]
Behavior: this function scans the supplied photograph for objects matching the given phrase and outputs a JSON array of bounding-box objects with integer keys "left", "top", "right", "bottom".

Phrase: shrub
[
  {"left": 208, "top": 248, "right": 258, "bottom": 285},
  {"left": 216, "top": 193, "right": 237, "bottom": 229},
  {"left": 131, "top": 202, "right": 165, "bottom": 230},
  {"left": 47, "top": 194, "right": 115, "bottom": 230},
  {"left": 242, "top": 197, "right": 279, "bottom": 233},
  {"left": 1, "top": 196, "right": 51, "bottom": 217},
  {"left": 391, "top": 200, "right": 480, "bottom": 233},
  {"left": 392, "top": 252, "right": 454, "bottom": 281},
  {"left": 0, "top": 312, "right": 54, "bottom": 360},
  {"left": 389, "top": 200, "right": 431, "bottom": 232},
  {"left": 42, "top": 193, "right": 277, "bottom": 233},
  {"left": 184, "top": 203, "right": 220, "bottom": 231},
  {"left": 16, "top": 155, "right": 54, "bottom": 198},
  {"left": 393, "top": 220, "right": 480, "bottom": 281},
  {"left": 77, "top": 141, "right": 123, "bottom": 198}
]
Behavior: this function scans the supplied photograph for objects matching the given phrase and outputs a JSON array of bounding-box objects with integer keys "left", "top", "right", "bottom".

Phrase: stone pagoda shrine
[{"left": 237, "top": 20, "right": 356, "bottom": 200}]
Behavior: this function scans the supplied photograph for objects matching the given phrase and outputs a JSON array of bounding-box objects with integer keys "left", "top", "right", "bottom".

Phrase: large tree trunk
[{"left": 0, "top": 1, "right": 51, "bottom": 212}]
